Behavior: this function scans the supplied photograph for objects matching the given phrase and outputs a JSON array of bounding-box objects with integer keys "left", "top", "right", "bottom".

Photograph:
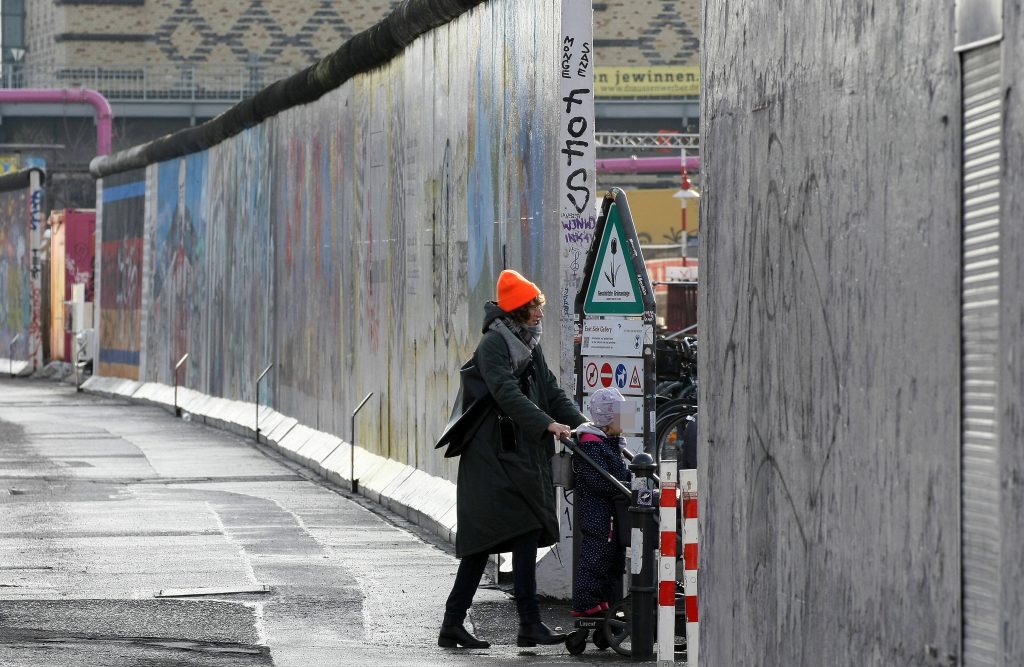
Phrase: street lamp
[{"left": 673, "top": 148, "right": 700, "bottom": 257}]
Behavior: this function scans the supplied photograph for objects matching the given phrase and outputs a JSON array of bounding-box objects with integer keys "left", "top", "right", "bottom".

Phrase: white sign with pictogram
[
  {"left": 581, "top": 356, "right": 645, "bottom": 396},
  {"left": 574, "top": 190, "right": 656, "bottom": 455},
  {"left": 581, "top": 318, "right": 649, "bottom": 357}
]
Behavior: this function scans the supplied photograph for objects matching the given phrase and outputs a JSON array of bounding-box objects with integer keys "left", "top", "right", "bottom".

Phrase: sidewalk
[
  {"left": 80, "top": 373, "right": 576, "bottom": 599},
  {"left": 0, "top": 378, "right": 625, "bottom": 665}
]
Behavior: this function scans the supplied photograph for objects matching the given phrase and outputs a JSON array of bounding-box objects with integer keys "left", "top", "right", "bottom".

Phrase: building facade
[{"left": 22, "top": 0, "right": 393, "bottom": 69}]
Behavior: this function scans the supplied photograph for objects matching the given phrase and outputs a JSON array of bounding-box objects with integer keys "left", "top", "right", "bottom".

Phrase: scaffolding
[{"left": 595, "top": 132, "right": 700, "bottom": 150}]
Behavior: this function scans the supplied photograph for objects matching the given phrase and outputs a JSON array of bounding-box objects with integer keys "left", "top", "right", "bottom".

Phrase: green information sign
[
  {"left": 583, "top": 201, "right": 646, "bottom": 315},
  {"left": 573, "top": 189, "right": 657, "bottom": 456}
]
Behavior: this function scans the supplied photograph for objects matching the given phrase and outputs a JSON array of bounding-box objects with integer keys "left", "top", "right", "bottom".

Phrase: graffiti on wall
[
  {"left": 99, "top": 0, "right": 564, "bottom": 481},
  {"left": 558, "top": 0, "right": 597, "bottom": 387},
  {"left": 0, "top": 188, "right": 30, "bottom": 360},
  {"left": 146, "top": 155, "right": 209, "bottom": 385},
  {"left": 27, "top": 179, "right": 44, "bottom": 369},
  {"left": 98, "top": 172, "right": 146, "bottom": 378}
]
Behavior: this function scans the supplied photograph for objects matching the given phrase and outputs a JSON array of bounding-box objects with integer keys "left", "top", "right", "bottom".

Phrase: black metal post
[
  {"left": 9, "top": 334, "right": 19, "bottom": 377},
  {"left": 350, "top": 392, "right": 374, "bottom": 494},
  {"left": 174, "top": 353, "right": 189, "bottom": 417},
  {"left": 255, "top": 362, "right": 274, "bottom": 441},
  {"left": 629, "top": 451, "right": 658, "bottom": 662}
]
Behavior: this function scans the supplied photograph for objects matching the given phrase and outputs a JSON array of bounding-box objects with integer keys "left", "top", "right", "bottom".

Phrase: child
[{"left": 572, "top": 387, "right": 631, "bottom": 617}]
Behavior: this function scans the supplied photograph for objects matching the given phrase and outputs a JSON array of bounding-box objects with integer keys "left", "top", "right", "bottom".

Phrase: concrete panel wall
[
  {"left": 98, "top": 170, "right": 146, "bottom": 378},
  {"left": 700, "top": 2, "right": 962, "bottom": 664},
  {"left": 0, "top": 188, "right": 31, "bottom": 361},
  {"left": 98, "top": 0, "right": 563, "bottom": 479},
  {"left": 1000, "top": 6, "right": 1024, "bottom": 663}
]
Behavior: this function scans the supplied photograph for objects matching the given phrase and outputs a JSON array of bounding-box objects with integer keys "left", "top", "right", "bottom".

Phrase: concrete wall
[
  {"left": 97, "top": 170, "right": 145, "bottom": 379},
  {"left": 700, "top": 1, "right": 963, "bottom": 664},
  {"left": 99, "top": 0, "right": 563, "bottom": 480},
  {"left": 0, "top": 187, "right": 31, "bottom": 361},
  {"left": 1001, "top": 5, "right": 1024, "bottom": 663}
]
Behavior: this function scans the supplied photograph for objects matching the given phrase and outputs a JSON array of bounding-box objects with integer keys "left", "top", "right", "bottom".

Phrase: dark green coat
[{"left": 455, "top": 303, "right": 586, "bottom": 558}]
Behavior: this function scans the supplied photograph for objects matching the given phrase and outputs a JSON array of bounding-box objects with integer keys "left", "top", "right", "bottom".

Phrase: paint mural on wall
[
  {"left": 100, "top": 0, "right": 563, "bottom": 481},
  {"left": 0, "top": 188, "right": 30, "bottom": 361},
  {"left": 28, "top": 177, "right": 44, "bottom": 370},
  {"left": 98, "top": 170, "right": 145, "bottom": 378},
  {"left": 146, "top": 154, "right": 209, "bottom": 386},
  {"left": 204, "top": 126, "right": 273, "bottom": 403}
]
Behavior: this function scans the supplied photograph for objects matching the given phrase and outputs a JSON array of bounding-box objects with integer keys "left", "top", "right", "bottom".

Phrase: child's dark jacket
[{"left": 574, "top": 424, "right": 630, "bottom": 537}]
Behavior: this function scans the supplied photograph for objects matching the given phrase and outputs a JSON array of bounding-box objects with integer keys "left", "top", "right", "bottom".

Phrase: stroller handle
[
  {"left": 560, "top": 429, "right": 662, "bottom": 489},
  {"left": 559, "top": 433, "right": 633, "bottom": 501}
]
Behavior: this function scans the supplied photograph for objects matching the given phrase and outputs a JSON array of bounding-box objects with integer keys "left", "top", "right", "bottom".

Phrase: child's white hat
[{"left": 589, "top": 387, "right": 625, "bottom": 426}]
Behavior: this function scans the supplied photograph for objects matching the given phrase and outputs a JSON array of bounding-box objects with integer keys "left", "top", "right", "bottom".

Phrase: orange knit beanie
[{"left": 497, "top": 269, "right": 541, "bottom": 312}]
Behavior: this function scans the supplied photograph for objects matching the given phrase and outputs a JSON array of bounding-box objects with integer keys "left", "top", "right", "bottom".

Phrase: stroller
[{"left": 555, "top": 431, "right": 688, "bottom": 658}]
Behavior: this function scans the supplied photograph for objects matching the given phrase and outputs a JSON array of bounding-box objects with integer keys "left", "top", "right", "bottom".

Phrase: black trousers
[{"left": 444, "top": 530, "right": 541, "bottom": 625}]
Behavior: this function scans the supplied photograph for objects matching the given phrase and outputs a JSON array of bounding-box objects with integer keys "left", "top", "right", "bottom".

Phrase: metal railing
[
  {"left": 255, "top": 362, "right": 274, "bottom": 441},
  {"left": 173, "top": 353, "right": 189, "bottom": 417},
  {"left": 595, "top": 131, "right": 700, "bottom": 150},
  {"left": 9, "top": 333, "right": 20, "bottom": 377},
  {"left": 0, "top": 63, "right": 299, "bottom": 102},
  {"left": 350, "top": 392, "right": 374, "bottom": 494}
]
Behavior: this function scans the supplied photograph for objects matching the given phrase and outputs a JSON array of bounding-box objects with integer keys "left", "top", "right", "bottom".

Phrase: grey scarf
[{"left": 489, "top": 317, "right": 541, "bottom": 376}]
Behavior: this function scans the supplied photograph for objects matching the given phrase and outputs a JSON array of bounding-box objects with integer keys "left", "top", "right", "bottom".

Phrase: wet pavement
[{"left": 0, "top": 379, "right": 649, "bottom": 666}]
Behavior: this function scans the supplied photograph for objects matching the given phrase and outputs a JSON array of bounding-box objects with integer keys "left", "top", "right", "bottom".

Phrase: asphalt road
[{"left": 0, "top": 378, "right": 646, "bottom": 666}]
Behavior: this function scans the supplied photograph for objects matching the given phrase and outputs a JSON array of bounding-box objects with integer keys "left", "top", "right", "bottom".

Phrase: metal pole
[
  {"left": 350, "top": 392, "right": 373, "bottom": 494},
  {"left": 255, "top": 362, "right": 274, "bottom": 441},
  {"left": 174, "top": 353, "right": 189, "bottom": 417},
  {"left": 10, "top": 334, "right": 20, "bottom": 377},
  {"left": 628, "top": 451, "right": 658, "bottom": 662}
]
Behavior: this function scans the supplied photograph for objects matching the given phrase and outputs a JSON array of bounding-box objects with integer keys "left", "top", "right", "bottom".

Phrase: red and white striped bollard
[
  {"left": 658, "top": 459, "right": 678, "bottom": 665},
  {"left": 680, "top": 468, "right": 698, "bottom": 665}
]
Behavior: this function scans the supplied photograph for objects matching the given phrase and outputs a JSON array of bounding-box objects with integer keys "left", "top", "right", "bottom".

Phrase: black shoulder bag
[{"left": 434, "top": 356, "right": 535, "bottom": 458}]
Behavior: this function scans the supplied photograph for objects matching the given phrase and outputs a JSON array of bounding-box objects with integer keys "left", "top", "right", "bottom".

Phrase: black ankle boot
[
  {"left": 438, "top": 622, "right": 490, "bottom": 649},
  {"left": 516, "top": 621, "right": 567, "bottom": 647}
]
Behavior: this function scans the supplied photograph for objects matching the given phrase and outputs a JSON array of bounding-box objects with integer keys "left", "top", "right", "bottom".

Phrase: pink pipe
[
  {"left": 596, "top": 155, "right": 701, "bottom": 174},
  {"left": 0, "top": 88, "right": 113, "bottom": 155}
]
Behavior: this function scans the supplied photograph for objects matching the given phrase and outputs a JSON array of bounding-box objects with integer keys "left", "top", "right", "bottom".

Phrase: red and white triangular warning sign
[{"left": 629, "top": 367, "right": 642, "bottom": 389}]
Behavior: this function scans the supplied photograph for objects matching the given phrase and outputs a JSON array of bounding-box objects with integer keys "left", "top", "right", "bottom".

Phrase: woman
[{"left": 438, "top": 269, "right": 586, "bottom": 650}]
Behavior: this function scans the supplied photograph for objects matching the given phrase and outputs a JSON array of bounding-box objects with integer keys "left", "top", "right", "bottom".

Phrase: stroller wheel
[
  {"left": 565, "top": 628, "right": 588, "bottom": 655},
  {"left": 604, "top": 597, "right": 632, "bottom": 657}
]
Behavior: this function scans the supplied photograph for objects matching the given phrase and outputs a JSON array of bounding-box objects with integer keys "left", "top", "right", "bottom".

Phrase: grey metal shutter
[{"left": 960, "top": 42, "right": 1002, "bottom": 667}]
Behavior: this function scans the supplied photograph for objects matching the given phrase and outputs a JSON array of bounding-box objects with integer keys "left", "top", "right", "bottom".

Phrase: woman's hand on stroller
[{"left": 546, "top": 422, "right": 573, "bottom": 441}]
